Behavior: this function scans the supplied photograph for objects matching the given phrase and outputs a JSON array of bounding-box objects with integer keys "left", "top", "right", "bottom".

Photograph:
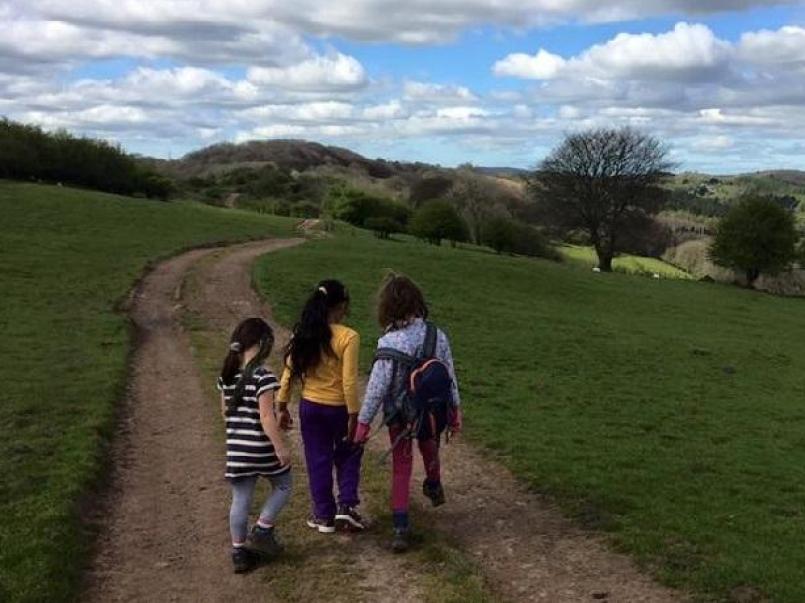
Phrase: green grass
[
  {"left": 560, "top": 245, "right": 692, "bottom": 279},
  {"left": 256, "top": 227, "right": 805, "bottom": 602},
  {"left": 0, "top": 181, "right": 295, "bottom": 603}
]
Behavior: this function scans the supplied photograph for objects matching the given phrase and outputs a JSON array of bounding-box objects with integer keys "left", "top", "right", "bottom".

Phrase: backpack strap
[
  {"left": 423, "top": 321, "right": 438, "bottom": 359},
  {"left": 374, "top": 347, "right": 416, "bottom": 366}
]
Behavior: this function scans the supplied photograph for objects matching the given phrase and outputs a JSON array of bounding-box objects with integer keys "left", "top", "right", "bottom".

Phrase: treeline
[{"left": 0, "top": 118, "right": 174, "bottom": 200}]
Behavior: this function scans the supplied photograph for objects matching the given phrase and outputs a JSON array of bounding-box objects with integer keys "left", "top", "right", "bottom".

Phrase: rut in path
[{"left": 83, "top": 238, "right": 684, "bottom": 602}]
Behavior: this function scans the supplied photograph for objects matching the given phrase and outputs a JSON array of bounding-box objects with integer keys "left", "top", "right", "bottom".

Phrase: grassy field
[
  {"left": 0, "top": 181, "right": 295, "bottom": 603},
  {"left": 256, "top": 228, "right": 805, "bottom": 602},
  {"left": 560, "top": 245, "right": 692, "bottom": 279}
]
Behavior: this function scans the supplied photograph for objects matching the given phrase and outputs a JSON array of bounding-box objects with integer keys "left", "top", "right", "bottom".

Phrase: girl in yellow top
[{"left": 276, "top": 279, "right": 364, "bottom": 533}]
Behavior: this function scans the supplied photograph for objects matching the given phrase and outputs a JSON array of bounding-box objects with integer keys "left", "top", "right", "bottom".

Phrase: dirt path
[{"left": 84, "top": 238, "right": 683, "bottom": 602}]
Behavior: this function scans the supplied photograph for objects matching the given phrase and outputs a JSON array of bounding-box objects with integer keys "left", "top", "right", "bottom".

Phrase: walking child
[
  {"left": 277, "top": 279, "right": 365, "bottom": 533},
  {"left": 354, "top": 273, "right": 462, "bottom": 553},
  {"left": 218, "top": 318, "right": 292, "bottom": 573}
]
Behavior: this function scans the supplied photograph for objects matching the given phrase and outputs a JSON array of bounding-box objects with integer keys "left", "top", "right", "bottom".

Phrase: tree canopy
[
  {"left": 531, "top": 127, "right": 673, "bottom": 271},
  {"left": 709, "top": 195, "right": 799, "bottom": 287}
]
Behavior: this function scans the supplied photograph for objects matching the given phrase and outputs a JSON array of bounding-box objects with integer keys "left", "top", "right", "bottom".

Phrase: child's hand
[
  {"left": 353, "top": 421, "right": 371, "bottom": 445},
  {"left": 275, "top": 444, "right": 291, "bottom": 467},
  {"left": 278, "top": 407, "right": 293, "bottom": 431},
  {"left": 344, "top": 413, "right": 358, "bottom": 443},
  {"left": 448, "top": 407, "right": 463, "bottom": 436}
]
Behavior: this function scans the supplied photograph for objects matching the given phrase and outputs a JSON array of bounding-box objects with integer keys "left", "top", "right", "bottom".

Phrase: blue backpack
[{"left": 374, "top": 321, "right": 454, "bottom": 443}]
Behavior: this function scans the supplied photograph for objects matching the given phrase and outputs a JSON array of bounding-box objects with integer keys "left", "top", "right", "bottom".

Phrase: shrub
[
  {"left": 333, "top": 188, "right": 411, "bottom": 228},
  {"left": 483, "top": 216, "right": 560, "bottom": 260},
  {"left": 365, "top": 216, "right": 404, "bottom": 239},
  {"left": 409, "top": 200, "right": 469, "bottom": 246},
  {"left": 291, "top": 201, "right": 320, "bottom": 218}
]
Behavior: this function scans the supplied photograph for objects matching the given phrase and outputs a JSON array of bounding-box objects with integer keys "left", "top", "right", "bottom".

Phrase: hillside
[
  {"left": 161, "top": 139, "right": 427, "bottom": 180},
  {"left": 0, "top": 181, "right": 295, "bottom": 603},
  {"left": 258, "top": 227, "right": 805, "bottom": 602}
]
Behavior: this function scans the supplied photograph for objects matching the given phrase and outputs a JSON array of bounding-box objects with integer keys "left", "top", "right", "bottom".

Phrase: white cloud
[
  {"left": 493, "top": 49, "right": 567, "bottom": 80},
  {"left": 403, "top": 81, "right": 476, "bottom": 103},
  {"left": 247, "top": 53, "right": 367, "bottom": 92},
  {"left": 692, "top": 135, "right": 735, "bottom": 152},
  {"left": 495, "top": 23, "right": 731, "bottom": 82},
  {"left": 362, "top": 100, "right": 407, "bottom": 120},
  {"left": 739, "top": 25, "right": 805, "bottom": 68},
  {"left": 20, "top": 0, "right": 801, "bottom": 45}
]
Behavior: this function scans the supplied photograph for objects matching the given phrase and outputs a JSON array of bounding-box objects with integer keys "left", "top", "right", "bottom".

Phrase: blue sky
[{"left": 3, "top": 1, "right": 805, "bottom": 172}]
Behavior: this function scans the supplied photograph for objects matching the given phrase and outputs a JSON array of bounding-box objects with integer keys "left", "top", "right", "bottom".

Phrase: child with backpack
[
  {"left": 276, "top": 279, "right": 366, "bottom": 534},
  {"left": 353, "top": 273, "right": 462, "bottom": 553},
  {"left": 218, "top": 318, "right": 292, "bottom": 574}
]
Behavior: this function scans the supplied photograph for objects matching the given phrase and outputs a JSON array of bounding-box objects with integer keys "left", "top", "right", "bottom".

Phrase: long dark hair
[
  {"left": 285, "top": 279, "right": 349, "bottom": 382},
  {"left": 220, "top": 317, "right": 275, "bottom": 408},
  {"left": 377, "top": 272, "right": 428, "bottom": 330}
]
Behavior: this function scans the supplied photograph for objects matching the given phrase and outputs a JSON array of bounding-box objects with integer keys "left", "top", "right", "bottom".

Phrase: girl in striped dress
[{"left": 218, "top": 317, "right": 292, "bottom": 573}]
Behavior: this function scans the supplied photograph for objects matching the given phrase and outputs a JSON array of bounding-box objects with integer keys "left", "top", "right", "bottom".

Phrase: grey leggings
[{"left": 229, "top": 471, "right": 293, "bottom": 545}]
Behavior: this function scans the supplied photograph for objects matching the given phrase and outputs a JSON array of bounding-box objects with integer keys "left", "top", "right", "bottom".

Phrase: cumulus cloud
[
  {"left": 17, "top": 0, "right": 803, "bottom": 45},
  {"left": 738, "top": 25, "right": 805, "bottom": 68},
  {"left": 494, "top": 23, "right": 731, "bottom": 82},
  {"left": 403, "top": 81, "right": 477, "bottom": 103},
  {"left": 493, "top": 49, "right": 567, "bottom": 79},
  {"left": 247, "top": 53, "right": 368, "bottom": 92}
]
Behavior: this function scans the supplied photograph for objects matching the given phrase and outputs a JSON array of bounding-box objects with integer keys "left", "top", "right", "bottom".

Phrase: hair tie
[
  {"left": 317, "top": 286, "right": 328, "bottom": 296},
  {"left": 229, "top": 342, "right": 242, "bottom": 353}
]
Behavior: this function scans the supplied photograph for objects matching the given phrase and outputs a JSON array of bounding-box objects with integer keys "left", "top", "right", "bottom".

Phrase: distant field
[
  {"left": 560, "top": 245, "right": 692, "bottom": 279},
  {"left": 257, "top": 228, "right": 805, "bottom": 602},
  {"left": 0, "top": 181, "right": 295, "bottom": 603}
]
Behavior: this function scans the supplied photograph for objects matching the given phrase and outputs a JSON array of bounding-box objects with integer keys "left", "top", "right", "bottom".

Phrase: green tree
[
  {"left": 709, "top": 196, "right": 798, "bottom": 287},
  {"left": 333, "top": 188, "right": 410, "bottom": 228},
  {"left": 409, "top": 200, "right": 469, "bottom": 246}
]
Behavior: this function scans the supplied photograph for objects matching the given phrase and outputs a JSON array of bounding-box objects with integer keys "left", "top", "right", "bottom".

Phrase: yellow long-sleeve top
[{"left": 277, "top": 324, "right": 361, "bottom": 414}]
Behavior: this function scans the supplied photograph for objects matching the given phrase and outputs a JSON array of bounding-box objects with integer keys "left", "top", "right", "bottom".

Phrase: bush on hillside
[
  {"left": 409, "top": 175, "right": 454, "bottom": 207},
  {"left": 483, "top": 216, "right": 560, "bottom": 260},
  {"left": 709, "top": 195, "right": 799, "bottom": 287},
  {"left": 0, "top": 118, "right": 173, "bottom": 199},
  {"left": 333, "top": 187, "right": 411, "bottom": 228},
  {"left": 365, "top": 216, "right": 405, "bottom": 240},
  {"left": 409, "top": 200, "right": 469, "bottom": 246}
]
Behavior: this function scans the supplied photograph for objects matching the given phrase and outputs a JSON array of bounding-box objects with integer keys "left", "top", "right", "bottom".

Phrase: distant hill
[{"left": 163, "top": 139, "right": 429, "bottom": 180}]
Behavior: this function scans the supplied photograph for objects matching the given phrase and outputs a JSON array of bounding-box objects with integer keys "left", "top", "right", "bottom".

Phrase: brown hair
[{"left": 377, "top": 272, "right": 428, "bottom": 330}]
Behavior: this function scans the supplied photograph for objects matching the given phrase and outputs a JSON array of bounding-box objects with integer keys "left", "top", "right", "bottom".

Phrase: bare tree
[
  {"left": 531, "top": 127, "right": 674, "bottom": 271},
  {"left": 450, "top": 169, "right": 512, "bottom": 245}
]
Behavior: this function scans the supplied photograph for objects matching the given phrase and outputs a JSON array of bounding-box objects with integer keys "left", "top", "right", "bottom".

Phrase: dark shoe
[
  {"left": 306, "top": 515, "right": 336, "bottom": 534},
  {"left": 391, "top": 527, "right": 410, "bottom": 554},
  {"left": 232, "top": 547, "right": 257, "bottom": 573},
  {"left": 422, "top": 480, "right": 446, "bottom": 507},
  {"left": 248, "top": 524, "right": 284, "bottom": 557},
  {"left": 335, "top": 505, "right": 366, "bottom": 532}
]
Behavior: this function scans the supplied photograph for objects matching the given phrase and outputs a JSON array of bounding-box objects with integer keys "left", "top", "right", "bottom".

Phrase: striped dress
[{"left": 217, "top": 367, "right": 288, "bottom": 479}]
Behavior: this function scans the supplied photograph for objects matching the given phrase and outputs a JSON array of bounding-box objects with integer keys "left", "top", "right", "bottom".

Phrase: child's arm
[
  {"left": 259, "top": 391, "right": 290, "bottom": 466},
  {"left": 341, "top": 331, "right": 361, "bottom": 441},
  {"left": 220, "top": 393, "right": 227, "bottom": 421},
  {"left": 275, "top": 363, "right": 294, "bottom": 430},
  {"left": 354, "top": 357, "right": 393, "bottom": 443}
]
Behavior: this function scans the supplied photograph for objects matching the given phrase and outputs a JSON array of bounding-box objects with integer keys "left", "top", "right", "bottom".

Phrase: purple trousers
[{"left": 299, "top": 399, "right": 363, "bottom": 520}]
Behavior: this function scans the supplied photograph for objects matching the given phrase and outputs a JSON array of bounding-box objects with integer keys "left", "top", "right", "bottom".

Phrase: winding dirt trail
[{"left": 83, "top": 238, "right": 684, "bottom": 602}]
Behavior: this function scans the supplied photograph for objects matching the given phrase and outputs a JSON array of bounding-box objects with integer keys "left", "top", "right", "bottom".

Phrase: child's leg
[
  {"left": 299, "top": 399, "right": 337, "bottom": 520},
  {"left": 418, "top": 437, "right": 441, "bottom": 484},
  {"left": 229, "top": 476, "right": 258, "bottom": 546},
  {"left": 334, "top": 408, "right": 363, "bottom": 508},
  {"left": 256, "top": 470, "right": 293, "bottom": 527},
  {"left": 389, "top": 424, "right": 414, "bottom": 529}
]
